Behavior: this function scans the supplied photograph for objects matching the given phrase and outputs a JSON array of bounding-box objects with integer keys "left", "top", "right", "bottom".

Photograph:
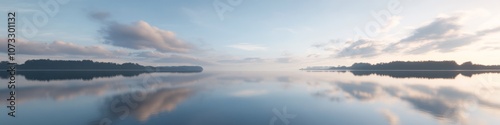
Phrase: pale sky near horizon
[{"left": 1, "top": 0, "right": 500, "bottom": 71}]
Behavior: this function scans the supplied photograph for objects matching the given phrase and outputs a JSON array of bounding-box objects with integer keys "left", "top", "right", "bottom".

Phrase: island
[
  {"left": 0, "top": 59, "right": 203, "bottom": 81},
  {"left": 301, "top": 61, "right": 500, "bottom": 79},
  {"left": 302, "top": 61, "right": 500, "bottom": 70},
  {"left": 1, "top": 59, "right": 203, "bottom": 72}
]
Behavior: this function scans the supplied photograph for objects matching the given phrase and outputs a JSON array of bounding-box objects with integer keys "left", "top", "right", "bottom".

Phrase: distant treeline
[
  {"left": 0, "top": 59, "right": 203, "bottom": 72},
  {"left": 303, "top": 61, "right": 500, "bottom": 70},
  {"left": 0, "top": 71, "right": 146, "bottom": 81},
  {"left": 305, "top": 70, "right": 500, "bottom": 79}
]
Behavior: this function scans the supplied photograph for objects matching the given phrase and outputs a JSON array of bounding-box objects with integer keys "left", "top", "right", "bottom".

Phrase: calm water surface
[{"left": 1, "top": 71, "right": 499, "bottom": 125}]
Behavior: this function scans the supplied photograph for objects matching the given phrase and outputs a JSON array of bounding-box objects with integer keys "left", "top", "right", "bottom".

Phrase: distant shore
[
  {"left": 0, "top": 59, "right": 203, "bottom": 72},
  {"left": 302, "top": 61, "right": 500, "bottom": 71}
]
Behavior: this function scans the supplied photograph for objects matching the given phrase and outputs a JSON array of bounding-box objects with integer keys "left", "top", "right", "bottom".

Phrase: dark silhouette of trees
[
  {"left": 0, "top": 59, "right": 204, "bottom": 81},
  {"left": 19, "top": 59, "right": 144, "bottom": 70},
  {"left": 348, "top": 70, "right": 500, "bottom": 79},
  {"left": 329, "top": 61, "right": 500, "bottom": 70},
  {"left": 1, "top": 59, "right": 203, "bottom": 72},
  {"left": 301, "top": 61, "right": 500, "bottom": 79}
]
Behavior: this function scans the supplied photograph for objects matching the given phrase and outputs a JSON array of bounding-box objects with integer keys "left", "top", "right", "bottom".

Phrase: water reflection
[
  {"left": 92, "top": 87, "right": 193, "bottom": 124},
  {"left": 0, "top": 83, "right": 111, "bottom": 104},
  {"left": 315, "top": 79, "right": 500, "bottom": 124},
  {"left": 0, "top": 72, "right": 212, "bottom": 105},
  {"left": 1, "top": 71, "right": 499, "bottom": 125},
  {"left": 308, "top": 70, "right": 500, "bottom": 79},
  {"left": 0, "top": 71, "right": 202, "bottom": 81}
]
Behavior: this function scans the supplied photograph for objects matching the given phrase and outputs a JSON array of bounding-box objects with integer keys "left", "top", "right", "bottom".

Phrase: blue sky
[{"left": 1, "top": 0, "right": 500, "bottom": 71}]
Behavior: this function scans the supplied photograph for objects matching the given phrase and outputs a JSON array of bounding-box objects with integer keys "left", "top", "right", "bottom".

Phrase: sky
[{"left": 1, "top": 0, "right": 500, "bottom": 71}]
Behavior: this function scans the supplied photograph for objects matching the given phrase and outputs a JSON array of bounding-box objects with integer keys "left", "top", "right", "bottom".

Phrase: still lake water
[{"left": 1, "top": 71, "right": 500, "bottom": 125}]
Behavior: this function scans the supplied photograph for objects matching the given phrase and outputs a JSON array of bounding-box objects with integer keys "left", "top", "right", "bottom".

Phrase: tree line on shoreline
[
  {"left": 0, "top": 59, "right": 203, "bottom": 72},
  {"left": 302, "top": 61, "right": 500, "bottom": 70}
]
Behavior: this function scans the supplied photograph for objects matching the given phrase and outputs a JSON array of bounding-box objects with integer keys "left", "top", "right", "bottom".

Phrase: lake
[{"left": 1, "top": 71, "right": 499, "bottom": 125}]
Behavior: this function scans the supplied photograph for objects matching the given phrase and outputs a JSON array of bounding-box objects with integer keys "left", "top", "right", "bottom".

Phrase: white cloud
[
  {"left": 0, "top": 38, "right": 127, "bottom": 57},
  {"left": 316, "top": 12, "right": 500, "bottom": 58},
  {"left": 231, "top": 89, "right": 268, "bottom": 97},
  {"left": 101, "top": 20, "right": 194, "bottom": 53},
  {"left": 387, "top": 15, "right": 500, "bottom": 54},
  {"left": 336, "top": 39, "right": 381, "bottom": 58}
]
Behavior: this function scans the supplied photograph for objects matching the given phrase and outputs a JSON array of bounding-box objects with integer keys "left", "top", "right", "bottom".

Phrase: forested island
[
  {"left": 301, "top": 61, "right": 500, "bottom": 79},
  {"left": 302, "top": 61, "right": 500, "bottom": 70},
  {"left": 0, "top": 59, "right": 203, "bottom": 72}
]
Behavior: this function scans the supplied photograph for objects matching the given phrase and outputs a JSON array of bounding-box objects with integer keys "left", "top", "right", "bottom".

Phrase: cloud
[
  {"left": 227, "top": 43, "right": 267, "bottom": 51},
  {"left": 379, "top": 16, "right": 402, "bottom": 33},
  {"left": 476, "top": 26, "right": 500, "bottom": 36},
  {"left": 316, "top": 13, "right": 500, "bottom": 58},
  {"left": 307, "top": 54, "right": 320, "bottom": 58},
  {"left": 131, "top": 51, "right": 214, "bottom": 65},
  {"left": 480, "top": 46, "right": 500, "bottom": 51},
  {"left": 312, "top": 39, "right": 344, "bottom": 52},
  {"left": 0, "top": 38, "right": 126, "bottom": 57},
  {"left": 86, "top": 12, "right": 211, "bottom": 65},
  {"left": 217, "top": 58, "right": 265, "bottom": 63},
  {"left": 101, "top": 21, "right": 194, "bottom": 53},
  {"left": 88, "top": 11, "right": 111, "bottom": 21},
  {"left": 231, "top": 89, "right": 268, "bottom": 97},
  {"left": 275, "top": 57, "right": 295, "bottom": 63},
  {"left": 400, "top": 16, "right": 461, "bottom": 43},
  {"left": 386, "top": 15, "right": 500, "bottom": 54},
  {"left": 336, "top": 39, "right": 380, "bottom": 58},
  {"left": 312, "top": 39, "right": 382, "bottom": 58},
  {"left": 434, "top": 35, "right": 478, "bottom": 53}
]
